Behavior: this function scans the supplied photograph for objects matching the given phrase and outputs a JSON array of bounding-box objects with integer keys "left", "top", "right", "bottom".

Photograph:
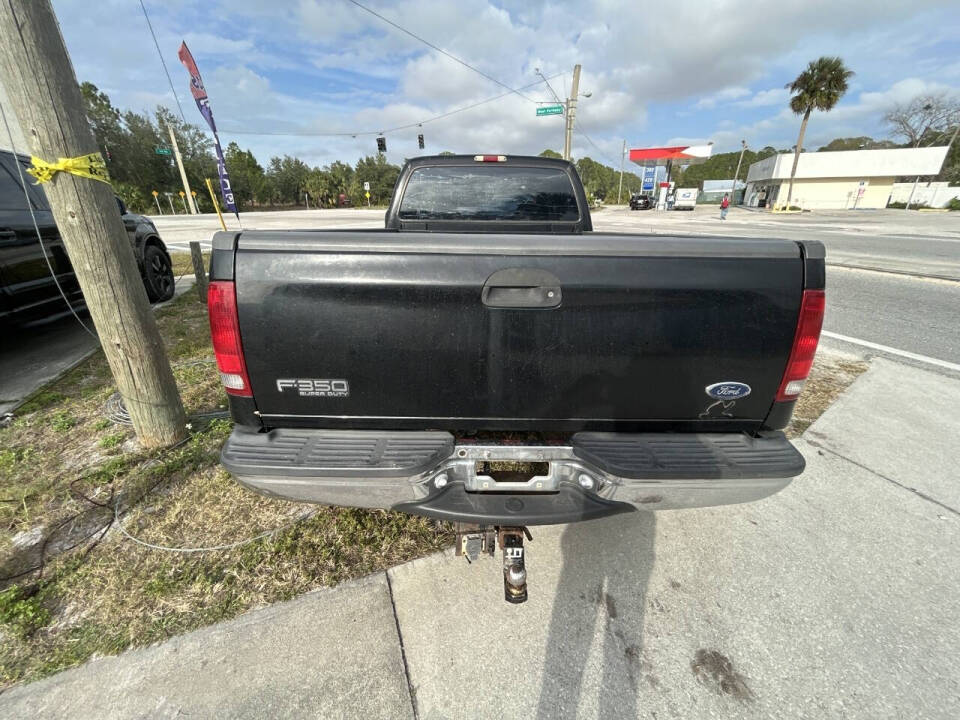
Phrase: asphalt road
[
  {"left": 595, "top": 205, "right": 960, "bottom": 280},
  {"left": 155, "top": 205, "right": 960, "bottom": 280},
  {"left": 823, "top": 268, "right": 960, "bottom": 373}
]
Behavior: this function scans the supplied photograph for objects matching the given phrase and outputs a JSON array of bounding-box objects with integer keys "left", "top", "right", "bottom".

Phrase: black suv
[
  {"left": 0, "top": 149, "right": 175, "bottom": 326},
  {"left": 629, "top": 192, "right": 653, "bottom": 210}
]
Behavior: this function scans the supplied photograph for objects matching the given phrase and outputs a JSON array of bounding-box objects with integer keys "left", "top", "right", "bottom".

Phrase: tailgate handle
[{"left": 482, "top": 268, "right": 562, "bottom": 309}]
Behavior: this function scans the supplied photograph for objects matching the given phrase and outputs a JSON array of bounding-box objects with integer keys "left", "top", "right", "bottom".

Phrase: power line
[
  {"left": 217, "top": 73, "right": 564, "bottom": 138},
  {"left": 138, "top": 0, "right": 187, "bottom": 123},
  {"left": 345, "top": 0, "right": 536, "bottom": 103},
  {"left": 535, "top": 69, "right": 564, "bottom": 105},
  {"left": 573, "top": 119, "right": 620, "bottom": 166}
]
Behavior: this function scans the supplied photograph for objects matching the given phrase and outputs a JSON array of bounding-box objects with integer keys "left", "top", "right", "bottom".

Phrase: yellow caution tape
[{"left": 27, "top": 152, "right": 110, "bottom": 185}]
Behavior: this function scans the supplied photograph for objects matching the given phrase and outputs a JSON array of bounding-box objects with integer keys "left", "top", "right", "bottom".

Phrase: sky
[{"left": 43, "top": 0, "right": 960, "bottom": 169}]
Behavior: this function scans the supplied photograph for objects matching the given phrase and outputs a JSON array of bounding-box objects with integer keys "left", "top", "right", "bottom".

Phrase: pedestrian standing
[{"left": 720, "top": 193, "right": 730, "bottom": 220}]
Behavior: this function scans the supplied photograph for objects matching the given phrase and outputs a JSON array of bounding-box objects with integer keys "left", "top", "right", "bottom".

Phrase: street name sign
[{"left": 536, "top": 104, "right": 564, "bottom": 116}]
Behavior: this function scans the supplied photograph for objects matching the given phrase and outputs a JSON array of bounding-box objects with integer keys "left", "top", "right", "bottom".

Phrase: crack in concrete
[
  {"left": 805, "top": 438, "right": 960, "bottom": 519},
  {"left": 385, "top": 571, "right": 419, "bottom": 720}
]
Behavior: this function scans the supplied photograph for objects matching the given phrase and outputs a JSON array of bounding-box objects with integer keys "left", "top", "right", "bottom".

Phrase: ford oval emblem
[{"left": 705, "top": 382, "right": 752, "bottom": 400}]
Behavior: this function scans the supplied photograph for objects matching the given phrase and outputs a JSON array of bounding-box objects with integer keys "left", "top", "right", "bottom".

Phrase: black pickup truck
[{"left": 208, "top": 154, "right": 824, "bottom": 600}]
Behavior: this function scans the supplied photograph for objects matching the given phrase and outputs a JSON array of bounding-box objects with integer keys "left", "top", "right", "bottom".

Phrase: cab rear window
[{"left": 398, "top": 165, "right": 580, "bottom": 222}]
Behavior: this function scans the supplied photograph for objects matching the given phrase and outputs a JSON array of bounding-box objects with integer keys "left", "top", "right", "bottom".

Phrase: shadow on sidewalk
[{"left": 535, "top": 511, "right": 657, "bottom": 719}]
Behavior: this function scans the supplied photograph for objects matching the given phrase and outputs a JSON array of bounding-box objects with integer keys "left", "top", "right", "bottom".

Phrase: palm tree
[{"left": 783, "top": 57, "right": 854, "bottom": 207}]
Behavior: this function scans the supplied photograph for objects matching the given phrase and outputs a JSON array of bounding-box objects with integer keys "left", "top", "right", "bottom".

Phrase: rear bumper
[{"left": 221, "top": 429, "right": 804, "bottom": 525}]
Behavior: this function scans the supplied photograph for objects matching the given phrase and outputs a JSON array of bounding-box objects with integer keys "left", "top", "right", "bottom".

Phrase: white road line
[{"left": 821, "top": 330, "right": 960, "bottom": 372}]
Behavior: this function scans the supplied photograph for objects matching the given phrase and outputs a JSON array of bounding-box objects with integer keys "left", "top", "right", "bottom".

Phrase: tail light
[
  {"left": 776, "top": 289, "right": 825, "bottom": 401},
  {"left": 208, "top": 280, "right": 252, "bottom": 397},
  {"left": 474, "top": 155, "right": 507, "bottom": 162}
]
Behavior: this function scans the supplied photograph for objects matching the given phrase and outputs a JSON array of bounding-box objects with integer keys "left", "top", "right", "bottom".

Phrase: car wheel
[{"left": 143, "top": 245, "right": 175, "bottom": 303}]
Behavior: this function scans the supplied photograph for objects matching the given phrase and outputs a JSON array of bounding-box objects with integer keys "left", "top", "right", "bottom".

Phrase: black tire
[{"left": 143, "top": 245, "right": 175, "bottom": 303}]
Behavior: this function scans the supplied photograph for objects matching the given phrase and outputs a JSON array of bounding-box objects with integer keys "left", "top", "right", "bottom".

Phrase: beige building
[{"left": 744, "top": 146, "right": 950, "bottom": 210}]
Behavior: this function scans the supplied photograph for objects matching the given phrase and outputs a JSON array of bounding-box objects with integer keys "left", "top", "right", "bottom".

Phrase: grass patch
[
  {"left": 0, "top": 586, "right": 51, "bottom": 640},
  {"left": 169, "top": 251, "right": 210, "bottom": 281},
  {"left": 786, "top": 351, "right": 868, "bottom": 438},
  {"left": 98, "top": 433, "right": 126, "bottom": 449},
  {"left": 0, "top": 291, "right": 450, "bottom": 689}
]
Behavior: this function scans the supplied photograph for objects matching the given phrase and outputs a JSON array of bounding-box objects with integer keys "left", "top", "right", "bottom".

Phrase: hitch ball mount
[{"left": 455, "top": 523, "right": 532, "bottom": 604}]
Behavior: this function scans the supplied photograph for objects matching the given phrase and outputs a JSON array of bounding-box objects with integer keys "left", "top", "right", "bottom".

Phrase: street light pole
[
  {"left": 617, "top": 139, "right": 626, "bottom": 205},
  {"left": 563, "top": 64, "right": 581, "bottom": 161},
  {"left": 731, "top": 139, "right": 747, "bottom": 205}
]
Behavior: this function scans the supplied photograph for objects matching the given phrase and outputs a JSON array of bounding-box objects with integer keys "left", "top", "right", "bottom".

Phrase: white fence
[{"left": 888, "top": 182, "right": 960, "bottom": 208}]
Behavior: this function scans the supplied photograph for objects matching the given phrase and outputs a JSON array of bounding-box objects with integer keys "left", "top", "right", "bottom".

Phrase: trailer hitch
[{"left": 455, "top": 523, "right": 531, "bottom": 604}]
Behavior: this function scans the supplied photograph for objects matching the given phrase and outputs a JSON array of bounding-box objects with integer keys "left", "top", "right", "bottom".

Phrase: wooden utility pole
[
  {"left": 617, "top": 139, "right": 626, "bottom": 205},
  {"left": 0, "top": 0, "right": 186, "bottom": 447},
  {"left": 189, "top": 241, "right": 208, "bottom": 304},
  {"left": 563, "top": 64, "right": 581, "bottom": 162},
  {"left": 167, "top": 123, "right": 197, "bottom": 214}
]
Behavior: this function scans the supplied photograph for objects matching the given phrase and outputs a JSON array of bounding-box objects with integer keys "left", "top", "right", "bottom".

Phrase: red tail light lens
[
  {"left": 474, "top": 155, "right": 507, "bottom": 162},
  {"left": 776, "top": 289, "right": 825, "bottom": 401},
  {"left": 208, "top": 280, "right": 252, "bottom": 397}
]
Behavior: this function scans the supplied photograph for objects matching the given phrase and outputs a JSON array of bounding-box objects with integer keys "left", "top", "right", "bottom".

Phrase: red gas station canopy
[{"left": 629, "top": 143, "right": 713, "bottom": 166}]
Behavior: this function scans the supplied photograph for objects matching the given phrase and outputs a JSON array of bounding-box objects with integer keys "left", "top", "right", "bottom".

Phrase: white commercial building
[{"left": 744, "top": 147, "right": 951, "bottom": 210}]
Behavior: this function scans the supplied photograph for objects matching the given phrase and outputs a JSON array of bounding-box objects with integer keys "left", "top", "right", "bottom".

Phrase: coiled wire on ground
[{"left": 104, "top": 359, "right": 229, "bottom": 425}]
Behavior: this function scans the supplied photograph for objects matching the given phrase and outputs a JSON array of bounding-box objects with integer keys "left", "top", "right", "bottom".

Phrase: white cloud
[
  {"left": 737, "top": 88, "right": 790, "bottom": 108},
  {"left": 695, "top": 87, "right": 751, "bottom": 109},
  {"left": 47, "top": 0, "right": 960, "bottom": 167}
]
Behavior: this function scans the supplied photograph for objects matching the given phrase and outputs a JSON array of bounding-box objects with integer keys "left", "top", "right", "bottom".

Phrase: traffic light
[
  {"left": 418, "top": 133, "right": 425, "bottom": 150},
  {"left": 376, "top": 136, "right": 386, "bottom": 153}
]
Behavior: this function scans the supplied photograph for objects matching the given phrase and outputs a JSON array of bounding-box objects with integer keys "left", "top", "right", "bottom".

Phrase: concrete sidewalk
[
  {"left": 2, "top": 358, "right": 958, "bottom": 719},
  {"left": 0, "top": 277, "right": 196, "bottom": 416}
]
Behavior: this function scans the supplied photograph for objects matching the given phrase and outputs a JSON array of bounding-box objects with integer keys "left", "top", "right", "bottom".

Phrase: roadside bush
[
  {"left": 947, "top": 198, "right": 960, "bottom": 211},
  {"left": 114, "top": 182, "right": 151, "bottom": 215},
  {"left": 887, "top": 201, "right": 932, "bottom": 210}
]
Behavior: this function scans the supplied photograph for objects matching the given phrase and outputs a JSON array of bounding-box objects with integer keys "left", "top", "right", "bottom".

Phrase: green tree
[
  {"left": 539, "top": 149, "right": 563, "bottom": 159},
  {"left": 817, "top": 136, "right": 897, "bottom": 152},
  {"left": 224, "top": 142, "right": 266, "bottom": 209},
  {"left": 155, "top": 107, "right": 217, "bottom": 206},
  {"left": 673, "top": 147, "right": 778, "bottom": 189},
  {"left": 80, "top": 82, "right": 125, "bottom": 171},
  {"left": 267, "top": 155, "right": 310, "bottom": 205},
  {"left": 352, "top": 154, "right": 401, "bottom": 205},
  {"left": 326, "top": 160, "right": 354, "bottom": 202},
  {"left": 303, "top": 167, "right": 332, "bottom": 206},
  {"left": 784, "top": 56, "right": 854, "bottom": 206},
  {"left": 121, "top": 110, "right": 176, "bottom": 201},
  {"left": 571, "top": 155, "right": 644, "bottom": 201}
]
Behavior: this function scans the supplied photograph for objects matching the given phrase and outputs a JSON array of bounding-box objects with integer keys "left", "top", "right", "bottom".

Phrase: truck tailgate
[{"left": 233, "top": 231, "right": 803, "bottom": 432}]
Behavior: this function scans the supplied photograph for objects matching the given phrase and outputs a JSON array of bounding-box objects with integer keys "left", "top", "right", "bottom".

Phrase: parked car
[
  {"left": 629, "top": 193, "right": 653, "bottom": 210},
  {"left": 208, "top": 154, "right": 824, "bottom": 602},
  {"left": 0, "top": 149, "right": 175, "bottom": 326}
]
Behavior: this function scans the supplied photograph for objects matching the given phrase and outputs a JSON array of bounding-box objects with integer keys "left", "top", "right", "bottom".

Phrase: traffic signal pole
[{"left": 0, "top": 0, "right": 186, "bottom": 447}]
